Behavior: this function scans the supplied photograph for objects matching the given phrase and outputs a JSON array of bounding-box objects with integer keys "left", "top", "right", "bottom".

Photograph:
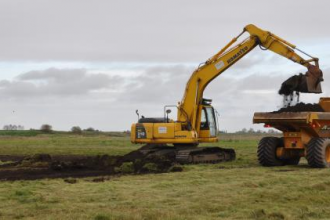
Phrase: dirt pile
[
  {"left": 278, "top": 74, "right": 306, "bottom": 107},
  {"left": 0, "top": 147, "right": 182, "bottom": 181},
  {"left": 278, "top": 73, "right": 307, "bottom": 96},
  {"left": 278, "top": 65, "right": 323, "bottom": 107},
  {"left": 272, "top": 103, "right": 324, "bottom": 113},
  {"left": 279, "top": 65, "right": 323, "bottom": 97}
]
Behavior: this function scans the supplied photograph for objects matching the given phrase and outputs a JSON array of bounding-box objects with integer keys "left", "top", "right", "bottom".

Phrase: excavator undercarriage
[{"left": 136, "top": 144, "right": 236, "bottom": 164}]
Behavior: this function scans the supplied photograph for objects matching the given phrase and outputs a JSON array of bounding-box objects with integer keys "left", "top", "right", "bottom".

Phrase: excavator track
[
  {"left": 136, "top": 144, "right": 236, "bottom": 165},
  {"left": 176, "top": 147, "right": 236, "bottom": 164}
]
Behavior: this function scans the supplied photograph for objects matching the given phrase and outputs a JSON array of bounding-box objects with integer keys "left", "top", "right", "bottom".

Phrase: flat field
[{"left": 0, "top": 131, "right": 329, "bottom": 220}]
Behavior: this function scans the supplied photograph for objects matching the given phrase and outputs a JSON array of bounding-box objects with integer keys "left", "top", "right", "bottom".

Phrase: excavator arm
[{"left": 178, "top": 24, "right": 323, "bottom": 130}]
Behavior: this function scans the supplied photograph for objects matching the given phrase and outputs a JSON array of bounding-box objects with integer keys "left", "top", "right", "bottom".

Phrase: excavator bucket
[
  {"left": 279, "top": 65, "right": 323, "bottom": 95},
  {"left": 305, "top": 65, "right": 323, "bottom": 93}
]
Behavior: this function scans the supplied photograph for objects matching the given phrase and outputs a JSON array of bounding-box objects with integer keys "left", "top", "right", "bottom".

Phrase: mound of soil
[
  {"left": 0, "top": 147, "right": 182, "bottom": 181},
  {"left": 278, "top": 73, "right": 307, "bottom": 96},
  {"left": 272, "top": 103, "right": 324, "bottom": 113}
]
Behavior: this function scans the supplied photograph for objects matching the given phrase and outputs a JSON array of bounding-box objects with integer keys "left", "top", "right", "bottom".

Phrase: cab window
[{"left": 200, "top": 108, "right": 209, "bottom": 130}]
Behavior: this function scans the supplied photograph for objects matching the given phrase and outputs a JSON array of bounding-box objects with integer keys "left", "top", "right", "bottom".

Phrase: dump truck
[
  {"left": 254, "top": 98, "right": 330, "bottom": 168},
  {"left": 131, "top": 24, "right": 323, "bottom": 164}
]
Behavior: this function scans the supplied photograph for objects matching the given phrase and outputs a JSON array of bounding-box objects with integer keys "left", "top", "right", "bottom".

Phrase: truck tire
[
  {"left": 306, "top": 138, "right": 330, "bottom": 168},
  {"left": 257, "top": 137, "right": 284, "bottom": 166}
]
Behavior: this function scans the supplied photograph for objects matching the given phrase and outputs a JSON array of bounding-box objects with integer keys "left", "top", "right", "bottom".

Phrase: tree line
[{"left": 220, "top": 128, "right": 280, "bottom": 134}]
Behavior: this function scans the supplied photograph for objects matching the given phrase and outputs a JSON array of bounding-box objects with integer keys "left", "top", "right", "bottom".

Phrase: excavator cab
[
  {"left": 200, "top": 107, "right": 217, "bottom": 137},
  {"left": 198, "top": 99, "right": 218, "bottom": 139}
]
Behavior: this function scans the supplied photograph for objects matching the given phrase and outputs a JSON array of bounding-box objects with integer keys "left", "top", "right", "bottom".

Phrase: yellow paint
[{"left": 153, "top": 123, "right": 175, "bottom": 139}]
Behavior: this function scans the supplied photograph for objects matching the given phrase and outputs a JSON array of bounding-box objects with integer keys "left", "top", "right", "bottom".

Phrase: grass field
[{"left": 0, "top": 131, "right": 329, "bottom": 220}]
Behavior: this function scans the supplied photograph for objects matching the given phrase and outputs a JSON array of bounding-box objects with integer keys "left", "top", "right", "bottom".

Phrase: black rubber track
[
  {"left": 306, "top": 138, "right": 330, "bottom": 168},
  {"left": 257, "top": 137, "right": 284, "bottom": 167}
]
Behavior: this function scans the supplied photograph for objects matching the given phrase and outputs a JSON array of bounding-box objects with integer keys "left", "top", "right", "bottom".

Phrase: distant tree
[
  {"left": 248, "top": 128, "right": 255, "bottom": 133},
  {"left": 235, "top": 128, "right": 248, "bottom": 134},
  {"left": 71, "top": 126, "right": 82, "bottom": 134},
  {"left": 85, "top": 127, "right": 95, "bottom": 132},
  {"left": 267, "top": 129, "right": 279, "bottom": 134},
  {"left": 17, "top": 125, "right": 24, "bottom": 130},
  {"left": 256, "top": 129, "right": 266, "bottom": 134},
  {"left": 123, "top": 130, "right": 131, "bottom": 135},
  {"left": 40, "top": 124, "right": 52, "bottom": 133},
  {"left": 3, "top": 124, "right": 24, "bottom": 130}
]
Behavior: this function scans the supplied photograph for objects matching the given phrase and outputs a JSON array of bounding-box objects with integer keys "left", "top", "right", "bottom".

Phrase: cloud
[
  {"left": 0, "top": 0, "right": 329, "bottom": 62},
  {"left": 0, "top": 65, "right": 329, "bottom": 132},
  {"left": 0, "top": 68, "right": 123, "bottom": 99},
  {"left": 1, "top": 64, "right": 329, "bottom": 131},
  {"left": 0, "top": 0, "right": 329, "bottom": 132},
  {"left": 119, "top": 65, "right": 193, "bottom": 105}
]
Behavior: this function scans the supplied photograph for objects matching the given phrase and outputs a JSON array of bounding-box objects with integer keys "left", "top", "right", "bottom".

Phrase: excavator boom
[{"left": 178, "top": 24, "right": 323, "bottom": 131}]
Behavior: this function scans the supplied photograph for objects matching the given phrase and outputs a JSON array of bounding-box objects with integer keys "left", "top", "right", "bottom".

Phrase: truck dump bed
[
  {"left": 254, "top": 98, "right": 330, "bottom": 168},
  {"left": 253, "top": 112, "right": 330, "bottom": 124},
  {"left": 253, "top": 98, "right": 330, "bottom": 135}
]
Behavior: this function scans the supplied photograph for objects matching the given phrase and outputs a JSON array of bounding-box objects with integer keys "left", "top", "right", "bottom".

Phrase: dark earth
[
  {"left": 0, "top": 147, "right": 182, "bottom": 181},
  {"left": 278, "top": 73, "right": 308, "bottom": 96},
  {"left": 272, "top": 103, "right": 324, "bottom": 113}
]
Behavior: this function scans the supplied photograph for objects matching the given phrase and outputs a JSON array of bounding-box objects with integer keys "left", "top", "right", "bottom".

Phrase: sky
[{"left": 0, "top": 0, "right": 330, "bottom": 132}]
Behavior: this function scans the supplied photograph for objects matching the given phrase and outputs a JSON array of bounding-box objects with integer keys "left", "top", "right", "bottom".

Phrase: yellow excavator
[{"left": 130, "top": 24, "right": 323, "bottom": 164}]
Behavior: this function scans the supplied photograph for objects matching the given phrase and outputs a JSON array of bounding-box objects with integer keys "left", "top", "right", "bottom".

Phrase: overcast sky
[{"left": 0, "top": 0, "right": 329, "bottom": 132}]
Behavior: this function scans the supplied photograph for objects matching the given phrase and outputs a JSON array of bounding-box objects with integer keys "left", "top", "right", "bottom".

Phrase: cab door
[
  {"left": 205, "top": 107, "right": 217, "bottom": 137},
  {"left": 199, "top": 107, "right": 217, "bottom": 138}
]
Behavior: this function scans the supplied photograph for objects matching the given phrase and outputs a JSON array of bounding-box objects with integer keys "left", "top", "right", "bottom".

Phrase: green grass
[
  {"left": 0, "top": 130, "right": 44, "bottom": 137},
  {"left": 0, "top": 133, "right": 136, "bottom": 156},
  {"left": 0, "top": 133, "right": 329, "bottom": 219}
]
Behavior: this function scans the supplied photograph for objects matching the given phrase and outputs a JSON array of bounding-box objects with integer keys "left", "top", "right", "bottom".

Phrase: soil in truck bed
[{"left": 272, "top": 103, "right": 324, "bottom": 113}]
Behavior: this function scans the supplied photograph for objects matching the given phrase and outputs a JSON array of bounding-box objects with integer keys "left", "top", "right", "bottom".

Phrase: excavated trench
[{"left": 0, "top": 148, "right": 182, "bottom": 181}]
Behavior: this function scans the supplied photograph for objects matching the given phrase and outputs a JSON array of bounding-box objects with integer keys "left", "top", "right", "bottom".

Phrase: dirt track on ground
[
  {"left": 0, "top": 155, "right": 118, "bottom": 181},
  {"left": 0, "top": 149, "right": 181, "bottom": 181}
]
